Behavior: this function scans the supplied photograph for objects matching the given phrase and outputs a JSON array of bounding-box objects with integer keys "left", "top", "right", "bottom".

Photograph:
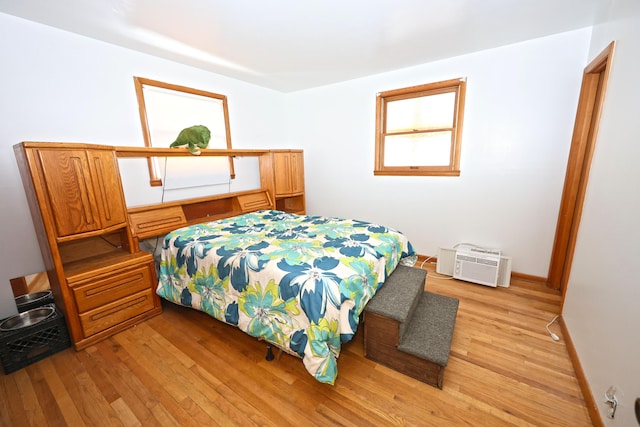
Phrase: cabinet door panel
[
  {"left": 273, "top": 152, "right": 292, "bottom": 196},
  {"left": 290, "top": 152, "right": 305, "bottom": 194},
  {"left": 87, "top": 150, "right": 127, "bottom": 228},
  {"left": 38, "top": 149, "right": 100, "bottom": 237}
]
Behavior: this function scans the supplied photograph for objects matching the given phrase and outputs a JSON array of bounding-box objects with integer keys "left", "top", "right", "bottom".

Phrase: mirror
[
  {"left": 133, "top": 76, "right": 235, "bottom": 186},
  {"left": 10, "top": 271, "right": 50, "bottom": 297}
]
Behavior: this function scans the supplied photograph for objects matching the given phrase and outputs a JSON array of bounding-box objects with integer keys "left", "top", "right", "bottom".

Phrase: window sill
[{"left": 373, "top": 170, "right": 461, "bottom": 177}]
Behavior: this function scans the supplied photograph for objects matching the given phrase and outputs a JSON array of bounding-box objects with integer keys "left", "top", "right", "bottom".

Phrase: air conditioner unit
[{"left": 436, "top": 245, "right": 512, "bottom": 287}]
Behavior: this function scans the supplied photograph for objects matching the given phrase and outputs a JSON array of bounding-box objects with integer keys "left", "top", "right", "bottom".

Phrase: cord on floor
[
  {"left": 419, "top": 256, "right": 454, "bottom": 280},
  {"left": 546, "top": 314, "right": 560, "bottom": 341}
]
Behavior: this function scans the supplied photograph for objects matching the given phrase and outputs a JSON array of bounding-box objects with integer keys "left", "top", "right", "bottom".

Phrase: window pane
[
  {"left": 384, "top": 132, "right": 452, "bottom": 166},
  {"left": 386, "top": 92, "right": 455, "bottom": 132}
]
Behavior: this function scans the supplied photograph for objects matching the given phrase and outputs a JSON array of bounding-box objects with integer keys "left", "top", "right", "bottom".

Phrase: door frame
[{"left": 547, "top": 42, "right": 615, "bottom": 303}]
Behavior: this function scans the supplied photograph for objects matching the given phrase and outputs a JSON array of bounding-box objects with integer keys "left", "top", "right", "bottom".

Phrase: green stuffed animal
[{"left": 169, "top": 125, "right": 211, "bottom": 155}]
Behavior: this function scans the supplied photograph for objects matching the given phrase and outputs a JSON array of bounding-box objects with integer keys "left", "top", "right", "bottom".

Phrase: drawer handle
[
  {"left": 84, "top": 272, "right": 145, "bottom": 297},
  {"left": 89, "top": 295, "right": 147, "bottom": 321},
  {"left": 137, "top": 216, "right": 184, "bottom": 229}
]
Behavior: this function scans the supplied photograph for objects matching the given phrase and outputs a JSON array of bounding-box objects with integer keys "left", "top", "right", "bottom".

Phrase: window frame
[{"left": 374, "top": 77, "right": 466, "bottom": 176}]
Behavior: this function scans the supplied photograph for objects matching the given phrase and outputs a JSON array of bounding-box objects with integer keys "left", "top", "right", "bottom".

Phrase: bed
[{"left": 156, "top": 209, "right": 416, "bottom": 384}]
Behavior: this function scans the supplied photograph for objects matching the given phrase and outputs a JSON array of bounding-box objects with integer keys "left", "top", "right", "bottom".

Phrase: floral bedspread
[{"left": 157, "top": 210, "right": 416, "bottom": 384}]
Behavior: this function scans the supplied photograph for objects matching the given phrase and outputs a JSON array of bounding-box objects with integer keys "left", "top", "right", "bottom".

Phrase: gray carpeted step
[
  {"left": 365, "top": 265, "right": 426, "bottom": 339},
  {"left": 398, "top": 292, "right": 459, "bottom": 367},
  {"left": 363, "top": 271, "right": 459, "bottom": 388}
]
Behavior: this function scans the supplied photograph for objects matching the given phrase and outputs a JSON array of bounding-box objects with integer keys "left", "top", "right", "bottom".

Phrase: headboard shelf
[
  {"left": 115, "top": 146, "right": 270, "bottom": 158},
  {"left": 182, "top": 198, "right": 235, "bottom": 222},
  {"left": 128, "top": 188, "right": 274, "bottom": 240},
  {"left": 275, "top": 194, "right": 306, "bottom": 215}
]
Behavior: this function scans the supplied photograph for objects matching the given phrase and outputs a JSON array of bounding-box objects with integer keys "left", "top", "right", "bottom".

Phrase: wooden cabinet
[
  {"left": 37, "top": 148, "right": 128, "bottom": 238},
  {"left": 273, "top": 151, "right": 304, "bottom": 196},
  {"left": 260, "top": 150, "right": 306, "bottom": 214},
  {"left": 14, "top": 142, "right": 161, "bottom": 350},
  {"left": 68, "top": 256, "right": 157, "bottom": 337}
]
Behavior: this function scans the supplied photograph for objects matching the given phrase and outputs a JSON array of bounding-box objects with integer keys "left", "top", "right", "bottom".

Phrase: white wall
[
  {"left": 563, "top": 0, "right": 640, "bottom": 424},
  {"left": 0, "top": 13, "right": 286, "bottom": 318},
  {"left": 285, "top": 28, "right": 592, "bottom": 277}
]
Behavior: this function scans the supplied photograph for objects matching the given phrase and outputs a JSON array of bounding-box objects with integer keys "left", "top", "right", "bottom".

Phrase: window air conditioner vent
[{"left": 436, "top": 245, "right": 512, "bottom": 287}]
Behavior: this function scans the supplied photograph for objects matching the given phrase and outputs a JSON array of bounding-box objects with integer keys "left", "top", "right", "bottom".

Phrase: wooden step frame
[{"left": 363, "top": 311, "right": 446, "bottom": 389}]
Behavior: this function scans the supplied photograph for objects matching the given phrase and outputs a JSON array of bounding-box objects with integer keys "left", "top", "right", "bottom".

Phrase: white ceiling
[{"left": 0, "top": 0, "right": 599, "bottom": 92}]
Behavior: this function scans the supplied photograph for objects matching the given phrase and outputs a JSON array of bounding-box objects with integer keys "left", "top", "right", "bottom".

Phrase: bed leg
[{"left": 266, "top": 345, "right": 275, "bottom": 361}]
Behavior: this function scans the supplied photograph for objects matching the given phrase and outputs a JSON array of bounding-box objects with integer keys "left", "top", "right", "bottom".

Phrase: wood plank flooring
[{"left": 0, "top": 263, "right": 593, "bottom": 426}]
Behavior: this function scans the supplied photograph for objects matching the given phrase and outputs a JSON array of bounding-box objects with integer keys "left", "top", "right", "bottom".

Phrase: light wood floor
[{"left": 0, "top": 264, "right": 593, "bottom": 426}]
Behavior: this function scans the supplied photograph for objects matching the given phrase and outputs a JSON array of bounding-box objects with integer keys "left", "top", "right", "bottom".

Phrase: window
[
  {"left": 133, "top": 77, "right": 234, "bottom": 187},
  {"left": 374, "top": 78, "right": 466, "bottom": 176}
]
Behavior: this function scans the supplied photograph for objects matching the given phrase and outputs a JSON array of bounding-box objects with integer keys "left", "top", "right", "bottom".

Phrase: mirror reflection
[{"left": 10, "top": 271, "right": 50, "bottom": 297}]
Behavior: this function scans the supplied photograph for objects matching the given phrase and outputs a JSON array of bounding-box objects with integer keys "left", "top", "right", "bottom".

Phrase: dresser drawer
[
  {"left": 237, "top": 191, "right": 272, "bottom": 212},
  {"left": 79, "top": 289, "right": 156, "bottom": 337},
  {"left": 129, "top": 206, "right": 187, "bottom": 239},
  {"left": 72, "top": 263, "right": 153, "bottom": 313}
]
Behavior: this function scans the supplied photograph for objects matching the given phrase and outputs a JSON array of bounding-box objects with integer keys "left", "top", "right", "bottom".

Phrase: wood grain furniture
[
  {"left": 14, "top": 142, "right": 162, "bottom": 350},
  {"left": 259, "top": 150, "right": 306, "bottom": 214}
]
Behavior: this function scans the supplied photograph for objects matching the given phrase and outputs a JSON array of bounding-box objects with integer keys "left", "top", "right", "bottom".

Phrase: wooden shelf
[
  {"left": 63, "top": 249, "right": 153, "bottom": 282},
  {"left": 276, "top": 195, "right": 305, "bottom": 214},
  {"left": 114, "top": 146, "right": 269, "bottom": 158}
]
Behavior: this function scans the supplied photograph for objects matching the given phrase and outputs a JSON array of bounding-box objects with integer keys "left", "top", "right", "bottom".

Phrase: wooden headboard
[
  {"left": 114, "top": 145, "right": 286, "bottom": 242},
  {"left": 127, "top": 188, "right": 273, "bottom": 240}
]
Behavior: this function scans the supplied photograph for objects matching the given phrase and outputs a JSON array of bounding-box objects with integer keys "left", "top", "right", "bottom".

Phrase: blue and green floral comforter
[{"left": 157, "top": 210, "right": 416, "bottom": 384}]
